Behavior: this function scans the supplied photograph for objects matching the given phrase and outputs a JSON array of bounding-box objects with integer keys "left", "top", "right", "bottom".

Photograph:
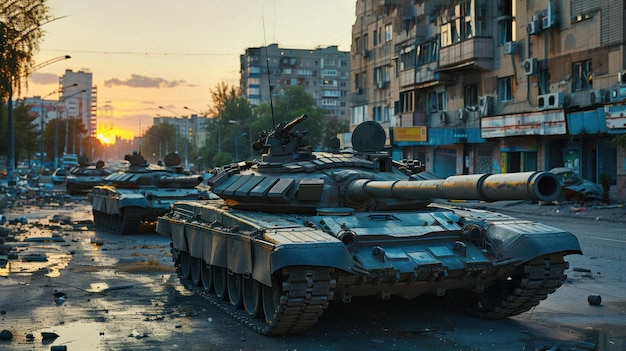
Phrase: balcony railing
[{"left": 439, "top": 37, "right": 493, "bottom": 71}]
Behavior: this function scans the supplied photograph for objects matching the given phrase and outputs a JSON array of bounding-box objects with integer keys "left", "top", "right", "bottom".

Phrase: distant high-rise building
[
  {"left": 59, "top": 69, "right": 97, "bottom": 139},
  {"left": 240, "top": 44, "right": 351, "bottom": 123}
]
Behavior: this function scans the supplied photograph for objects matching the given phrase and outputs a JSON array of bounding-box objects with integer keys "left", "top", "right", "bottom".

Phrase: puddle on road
[{"left": 0, "top": 251, "right": 72, "bottom": 278}]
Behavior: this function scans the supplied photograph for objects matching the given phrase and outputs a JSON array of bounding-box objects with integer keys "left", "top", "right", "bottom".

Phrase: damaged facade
[{"left": 350, "top": 0, "right": 626, "bottom": 200}]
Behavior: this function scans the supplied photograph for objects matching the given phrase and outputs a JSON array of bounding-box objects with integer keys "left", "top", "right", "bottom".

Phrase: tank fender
[
  {"left": 485, "top": 223, "right": 582, "bottom": 264},
  {"left": 251, "top": 241, "right": 354, "bottom": 287},
  {"left": 169, "top": 220, "right": 187, "bottom": 261},
  {"left": 117, "top": 193, "right": 149, "bottom": 209}
]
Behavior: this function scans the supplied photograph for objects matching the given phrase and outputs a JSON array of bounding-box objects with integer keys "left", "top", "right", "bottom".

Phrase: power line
[{"left": 41, "top": 48, "right": 240, "bottom": 57}]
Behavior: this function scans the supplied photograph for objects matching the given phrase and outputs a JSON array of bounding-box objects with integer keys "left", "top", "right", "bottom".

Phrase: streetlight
[
  {"left": 54, "top": 89, "right": 86, "bottom": 168},
  {"left": 64, "top": 89, "right": 87, "bottom": 155},
  {"left": 235, "top": 132, "right": 247, "bottom": 161},
  {"left": 39, "top": 83, "right": 78, "bottom": 171},
  {"left": 5, "top": 55, "right": 71, "bottom": 183}
]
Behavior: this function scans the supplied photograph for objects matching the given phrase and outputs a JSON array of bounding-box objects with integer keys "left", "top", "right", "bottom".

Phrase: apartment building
[
  {"left": 351, "top": 0, "right": 626, "bottom": 199},
  {"left": 240, "top": 44, "right": 351, "bottom": 123},
  {"left": 59, "top": 69, "right": 97, "bottom": 138}
]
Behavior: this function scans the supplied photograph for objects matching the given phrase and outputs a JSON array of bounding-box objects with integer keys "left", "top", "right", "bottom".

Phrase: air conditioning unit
[
  {"left": 362, "top": 49, "right": 368, "bottom": 57},
  {"left": 527, "top": 18, "right": 540, "bottom": 35},
  {"left": 503, "top": 41, "right": 515, "bottom": 55},
  {"left": 457, "top": 109, "right": 467, "bottom": 121},
  {"left": 609, "top": 86, "right": 626, "bottom": 102},
  {"left": 523, "top": 58, "right": 538, "bottom": 75},
  {"left": 478, "top": 95, "right": 493, "bottom": 117},
  {"left": 538, "top": 92, "right": 564, "bottom": 111},
  {"left": 618, "top": 71, "right": 626, "bottom": 84},
  {"left": 589, "top": 89, "right": 606, "bottom": 104},
  {"left": 440, "top": 111, "right": 447, "bottom": 125}
]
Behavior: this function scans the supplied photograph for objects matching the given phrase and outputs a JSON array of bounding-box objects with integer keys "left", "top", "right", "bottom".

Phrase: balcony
[{"left": 438, "top": 37, "right": 493, "bottom": 71}]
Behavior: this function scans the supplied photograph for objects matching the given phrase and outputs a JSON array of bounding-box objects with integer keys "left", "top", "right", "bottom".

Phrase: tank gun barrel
[
  {"left": 157, "top": 175, "right": 203, "bottom": 188},
  {"left": 346, "top": 171, "right": 560, "bottom": 203},
  {"left": 278, "top": 114, "right": 307, "bottom": 134}
]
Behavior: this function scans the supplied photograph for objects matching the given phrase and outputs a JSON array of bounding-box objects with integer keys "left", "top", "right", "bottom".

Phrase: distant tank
[
  {"left": 91, "top": 152, "right": 213, "bottom": 234},
  {"left": 157, "top": 115, "right": 582, "bottom": 336}
]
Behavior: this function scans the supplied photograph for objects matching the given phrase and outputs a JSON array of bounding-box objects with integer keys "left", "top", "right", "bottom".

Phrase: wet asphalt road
[{"left": 0, "top": 191, "right": 624, "bottom": 350}]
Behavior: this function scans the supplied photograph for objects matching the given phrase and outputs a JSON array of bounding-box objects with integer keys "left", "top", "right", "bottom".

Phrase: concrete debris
[
  {"left": 41, "top": 331, "right": 60, "bottom": 340},
  {"left": 54, "top": 291, "right": 67, "bottom": 306}
]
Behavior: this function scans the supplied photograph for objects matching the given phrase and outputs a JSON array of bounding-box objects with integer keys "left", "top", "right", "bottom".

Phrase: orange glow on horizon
[{"left": 96, "top": 127, "right": 135, "bottom": 145}]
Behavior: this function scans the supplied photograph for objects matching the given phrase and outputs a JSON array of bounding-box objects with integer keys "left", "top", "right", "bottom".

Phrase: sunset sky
[{"left": 25, "top": 0, "right": 355, "bottom": 143}]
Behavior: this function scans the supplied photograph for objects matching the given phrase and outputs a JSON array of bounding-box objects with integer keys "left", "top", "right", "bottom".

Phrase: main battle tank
[
  {"left": 157, "top": 115, "right": 582, "bottom": 336},
  {"left": 91, "top": 152, "right": 212, "bottom": 234}
]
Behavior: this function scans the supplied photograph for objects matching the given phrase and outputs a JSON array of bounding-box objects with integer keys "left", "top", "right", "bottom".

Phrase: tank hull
[
  {"left": 157, "top": 200, "right": 581, "bottom": 335},
  {"left": 91, "top": 186, "right": 207, "bottom": 234}
]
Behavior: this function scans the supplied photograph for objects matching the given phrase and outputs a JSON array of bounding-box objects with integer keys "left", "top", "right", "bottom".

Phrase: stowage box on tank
[{"left": 157, "top": 115, "right": 582, "bottom": 336}]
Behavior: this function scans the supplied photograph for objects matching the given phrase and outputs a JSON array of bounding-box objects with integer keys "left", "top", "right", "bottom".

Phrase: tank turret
[
  {"left": 206, "top": 118, "right": 559, "bottom": 213},
  {"left": 157, "top": 116, "right": 581, "bottom": 336}
]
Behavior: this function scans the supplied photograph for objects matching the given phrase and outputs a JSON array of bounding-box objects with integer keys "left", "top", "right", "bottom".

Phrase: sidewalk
[{"left": 436, "top": 199, "right": 626, "bottom": 224}]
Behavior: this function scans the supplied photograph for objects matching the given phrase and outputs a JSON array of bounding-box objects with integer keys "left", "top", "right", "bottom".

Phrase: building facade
[
  {"left": 152, "top": 114, "right": 209, "bottom": 167},
  {"left": 240, "top": 44, "right": 351, "bottom": 123},
  {"left": 351, "top": 0, "right": 626, "bottom": 200},
  {"left": 59, "top": 69, "right": 97, "bottom": 139}
]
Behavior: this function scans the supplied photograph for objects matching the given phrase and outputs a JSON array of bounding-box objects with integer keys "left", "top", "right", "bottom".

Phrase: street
[{"left": 0, "top": 195, "right": 624, "bottom": 351}]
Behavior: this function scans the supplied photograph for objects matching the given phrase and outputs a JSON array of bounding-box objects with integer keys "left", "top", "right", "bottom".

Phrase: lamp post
[
  {"left": 235, "top": 132, "right": 247, "bottom": 161},
  {"left": 40, "top": 83, "right": 78, "bottom": 171},
  {"left": 54, "top": 89, "right": 86, "bottom": 168},
  {"left": 64, "top": 89, "right": 87, "bottom": 155},
  {"left": 5, "top": 55, "right": 71, "bottom": 183}
]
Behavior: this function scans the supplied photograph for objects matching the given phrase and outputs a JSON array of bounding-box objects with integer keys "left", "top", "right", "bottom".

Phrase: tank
[
  {"left": 90, "top": 152, "right": 213, "bottom": 234},
  {"left": 157, "top": 115, "right": 582, "bottom": 336}
]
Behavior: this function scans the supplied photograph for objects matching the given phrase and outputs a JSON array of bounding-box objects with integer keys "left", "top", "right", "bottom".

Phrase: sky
[{"left": 25, "top": 0, "right": 356, "bottom": 143}]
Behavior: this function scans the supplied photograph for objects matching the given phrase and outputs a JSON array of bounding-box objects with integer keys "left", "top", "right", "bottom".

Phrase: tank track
[
  {"left": 179, "top": 266, "right": 334, "bottom": 336},
  {"left": 469, "top": 254, "right": 568, "bottom": 319}
]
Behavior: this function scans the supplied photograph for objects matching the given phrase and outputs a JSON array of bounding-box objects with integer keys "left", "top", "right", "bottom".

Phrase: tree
[
  {"left": 322, "top": 118, "right": 350, "bottom": 150},
  {"left": 13, "top": 101, "right": 39, "bottom": 162},
  {"left": 1, "top": 0, "right": 52, "bottom": 169},
  {"left": 141, "top": 123, "right": 176, "bottom": 164}
]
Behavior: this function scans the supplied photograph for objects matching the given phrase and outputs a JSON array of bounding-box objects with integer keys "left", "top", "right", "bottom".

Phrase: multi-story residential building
[
  {"left": 59, "top": 69, "right": 97, "bottom": 139},
  {"left": 351, "top": 0, "right": 626, "bottom": 200},
  {"left": 240, "top": 44, "right": 351, "bottom": 123}
]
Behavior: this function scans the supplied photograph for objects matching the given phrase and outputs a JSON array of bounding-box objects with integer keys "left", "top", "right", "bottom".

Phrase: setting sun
[{"left": 96, "top": 127, "right": 135, "bottom": 145}]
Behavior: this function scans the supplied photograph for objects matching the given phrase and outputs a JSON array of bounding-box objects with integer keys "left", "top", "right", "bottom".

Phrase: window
[
  {"left": 417, "top": 39, "right": 439, "bottom": 66},
  {"left": 572, "top": 60, "right": 593, "bottom": 91},
  {"left": 374, "top": 66, "right": 390, "bottom": 86},
  {"left": 322, "top": 69, "right": 338, "bottom": 77},
  {"left": 428, "top": 91, "right": 447, "bottom": 112},
  {"left": 496, "top": 0, "right": 514, "bottom": 45},
  {"left": 400, "top": 91, "right": 414, "bottom": 113},
  {"left": 385, "top": 24, "right": 392, "bottom": 42},
  {"left": 373, "top": 29, "right": 378, "bottom": 46},
  {"left": 497, "top": 76, "right": 514, "bottom": 102},
  {"left": 464, "top": 84, "right": 478, "bottom": 108},
  {"left": 374, "top": 106, "right": 382, "bottom": 122}
]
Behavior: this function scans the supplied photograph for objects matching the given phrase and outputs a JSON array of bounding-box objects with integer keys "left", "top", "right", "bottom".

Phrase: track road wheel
[
  {"left": 242, "top": 276, "right": 262, "bottom": 318},
  {"left": 468, "top": 254, "right": 567, "bottom": 319},
  {"left": 262, "top": 275, "right": 284, "bottom": 327},
  {"left": 213, "top": 266, "right": 227, "bottom": 300},
  {"left": 191, "top": 257, "right": 202, "bottom": 286},
  {"left": 201, "top": 263, "right": 213, "bottom": 292},
  {"left": 227, "top": 272, "right": 242, "bottom": 308},
  {"left": 179, "top": 251, "right": 191, "bottom": 279}
]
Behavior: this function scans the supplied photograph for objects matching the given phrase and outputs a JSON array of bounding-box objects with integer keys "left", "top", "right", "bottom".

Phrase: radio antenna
[{"left": 262, "top": 17, "right": 276, "bottom": 127}]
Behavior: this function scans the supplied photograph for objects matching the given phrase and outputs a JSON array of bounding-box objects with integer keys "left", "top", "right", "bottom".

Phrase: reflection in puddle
[{"left": 0, "top": 251, "right": 72, "bottom": 278}]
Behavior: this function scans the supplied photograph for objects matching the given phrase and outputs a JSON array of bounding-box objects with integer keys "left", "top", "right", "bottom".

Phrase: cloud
[
  {"left": 29, "top": 72, "right": 60, "bottom": 85},
  {"left": 104, "top": 74, "right": 188, "bottom": 89}
]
